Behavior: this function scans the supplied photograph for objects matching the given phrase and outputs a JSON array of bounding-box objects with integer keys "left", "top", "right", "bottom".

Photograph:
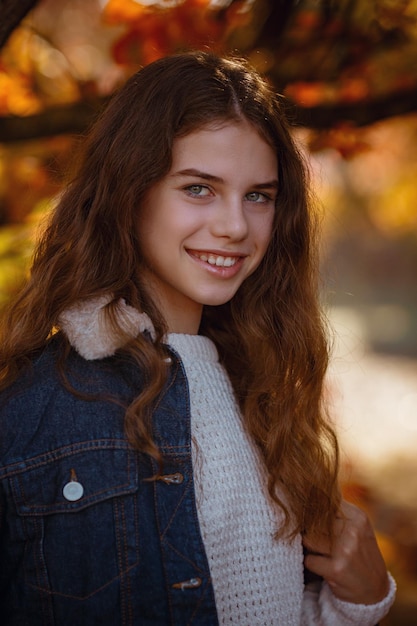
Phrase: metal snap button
[
  {"left": 172, "top": 577, "right": 202, "bottom": 590},
  {"left": 63, "top": 480, "right": 84, "bottom": 502}
]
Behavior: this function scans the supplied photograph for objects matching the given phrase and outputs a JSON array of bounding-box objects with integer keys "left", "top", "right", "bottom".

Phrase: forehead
[{"left": 171, "top": 121, "right": 278, "bottom": 178}]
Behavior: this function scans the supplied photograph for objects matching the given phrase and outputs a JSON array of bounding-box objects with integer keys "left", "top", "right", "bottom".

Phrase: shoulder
[
  {"left": 0, "top": 335, "right": 144, "bottom": 465},
  {"left": 1, "top": 334, "right": 143, "bottom": 400}
]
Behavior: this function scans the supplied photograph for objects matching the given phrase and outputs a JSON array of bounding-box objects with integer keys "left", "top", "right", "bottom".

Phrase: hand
[{"left": 302, "top": 500, "right": 389, "bottom": 605}]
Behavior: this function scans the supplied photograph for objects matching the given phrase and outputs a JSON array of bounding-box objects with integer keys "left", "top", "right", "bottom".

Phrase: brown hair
[{"left": 0, "top": 50, "right": 340, "bottom": 539}]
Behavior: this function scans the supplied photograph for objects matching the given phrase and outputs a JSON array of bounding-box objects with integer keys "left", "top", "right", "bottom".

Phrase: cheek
[
  {"left": 249, "top": 216, "right": 274, "bottom": 276},
  {"left": 258, "top": 212, "right": 275, "bottom": 253}
]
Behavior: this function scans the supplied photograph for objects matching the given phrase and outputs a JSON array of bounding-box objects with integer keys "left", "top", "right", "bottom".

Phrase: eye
[
  {"left": 245, "top": 191, "right": 272, "bottom": 203},
  {"left": 184, "top": 184, "right": 212, "bottom": 198}
]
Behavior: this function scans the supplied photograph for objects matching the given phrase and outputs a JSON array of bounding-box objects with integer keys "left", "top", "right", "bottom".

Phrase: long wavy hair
[{"left": 0, "top": 50, "right": 340, "bottom": 539}]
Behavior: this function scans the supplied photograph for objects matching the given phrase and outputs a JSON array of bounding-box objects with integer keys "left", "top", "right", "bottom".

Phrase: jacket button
[
  {"left": 63, "top": 481, "right": 84, "bottom": 501},
  {"left": 172, "top": 577, "right": 202, "bottom": 590},
  {"left": 158, "top": 472, "right": 184, "bottom": 485}
]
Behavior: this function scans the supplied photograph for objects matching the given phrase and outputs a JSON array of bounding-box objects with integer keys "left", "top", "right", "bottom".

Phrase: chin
[{"left": 200, "top": 294, "right": 238, "bottom": 307}]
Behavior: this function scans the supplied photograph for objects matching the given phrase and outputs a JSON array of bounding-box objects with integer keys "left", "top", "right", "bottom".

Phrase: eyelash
[{"left": 183, "top": 185, "right": 273, "bottom": 203}]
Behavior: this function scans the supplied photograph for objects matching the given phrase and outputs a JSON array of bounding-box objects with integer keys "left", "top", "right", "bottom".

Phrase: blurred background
[{"left": 0, "top": 1, "right": 416, "bottom": 622}]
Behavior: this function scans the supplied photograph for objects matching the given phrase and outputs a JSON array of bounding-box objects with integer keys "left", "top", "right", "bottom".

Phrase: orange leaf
[
  {"left": 102, "top": 0, "right": 147, "bottom": 25},
  {"left": 0, "top": 71, "right": 42, "bottom": 116}
]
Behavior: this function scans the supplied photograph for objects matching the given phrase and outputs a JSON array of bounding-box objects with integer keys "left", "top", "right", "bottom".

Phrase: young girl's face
[{"left": 137, "top": 120, "right": 278, "bottom": 333}]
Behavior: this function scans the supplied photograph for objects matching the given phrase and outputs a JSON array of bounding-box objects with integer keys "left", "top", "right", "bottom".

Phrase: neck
[{"left": 165, "top": 310, "right": 201, "bottom": 334}]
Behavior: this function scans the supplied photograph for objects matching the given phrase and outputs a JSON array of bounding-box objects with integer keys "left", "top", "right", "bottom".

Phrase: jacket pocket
[{"left": 9, "top": 440, "right": 139, "bottom": 600}]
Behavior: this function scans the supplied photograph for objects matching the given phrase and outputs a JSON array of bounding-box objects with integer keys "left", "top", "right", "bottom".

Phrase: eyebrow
[{"left": 171, "top": 168, "right": 279, "bottom": 189}]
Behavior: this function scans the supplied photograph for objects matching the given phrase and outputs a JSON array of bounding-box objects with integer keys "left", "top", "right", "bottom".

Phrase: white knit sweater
[{"left": 167, "top": 333, "right": 396, "bottom": 626}]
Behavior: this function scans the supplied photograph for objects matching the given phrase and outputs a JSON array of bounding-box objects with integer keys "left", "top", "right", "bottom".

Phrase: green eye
[
  {"left": 246, "top": 191, "right": 269, "bottom": 202},
  {"left": 185, "top": 185, "right": 211, "bottom": 197}
]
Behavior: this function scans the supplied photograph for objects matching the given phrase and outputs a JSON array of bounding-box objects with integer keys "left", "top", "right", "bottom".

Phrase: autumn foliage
[{"left": 104, "top": 0, "right": 250, "bottom": 66}]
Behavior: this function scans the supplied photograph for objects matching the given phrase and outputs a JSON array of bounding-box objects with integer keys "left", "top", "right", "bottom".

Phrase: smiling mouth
[{"left": 192, "top": 252, "right": 240, "bottom": 267}]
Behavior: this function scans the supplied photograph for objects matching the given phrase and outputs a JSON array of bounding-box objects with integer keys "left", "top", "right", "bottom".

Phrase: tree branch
[
  {"left": 0, "top": 97, "right": 111, "bottom": 143},
  {"left": 0, "top": 0, "right": 39, "bottom": 48},
  {"left": 287, "top": 87, "right": 417, "bottom": 129},
  {"left": 1, "top": 87, "right": 417, "bottom": 144}
]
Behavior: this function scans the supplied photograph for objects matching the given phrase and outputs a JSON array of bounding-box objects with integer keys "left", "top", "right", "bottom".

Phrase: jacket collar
[{"left": 58, "top": 295, "right": 155, "bottom": 360}]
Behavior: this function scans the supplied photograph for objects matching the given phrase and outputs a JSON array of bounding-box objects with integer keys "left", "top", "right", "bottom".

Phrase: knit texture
[
  {"left": 167, "top": 333, "right": 396, "bottom": 626},
  {"left": 168, "top": 333, "right": 304, "bottom": 625}
]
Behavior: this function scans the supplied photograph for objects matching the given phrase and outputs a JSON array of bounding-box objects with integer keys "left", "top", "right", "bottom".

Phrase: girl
[{"left": 0, "top": 51, "right": 395, "bottom": 625}]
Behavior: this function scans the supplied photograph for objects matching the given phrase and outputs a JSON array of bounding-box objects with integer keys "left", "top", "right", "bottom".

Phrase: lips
[{"left": 190, "top": 251, "right": 241, "bottom": 268}]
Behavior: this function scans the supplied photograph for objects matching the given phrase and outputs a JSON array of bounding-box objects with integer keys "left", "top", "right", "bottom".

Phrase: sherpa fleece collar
[{"left": 58, "top": 294, "right": 155, "bottom": 361}]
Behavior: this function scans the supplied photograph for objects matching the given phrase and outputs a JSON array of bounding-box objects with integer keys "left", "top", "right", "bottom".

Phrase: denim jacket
[{"left": 0, "top": 336, "right": 219, "bottom": 625}]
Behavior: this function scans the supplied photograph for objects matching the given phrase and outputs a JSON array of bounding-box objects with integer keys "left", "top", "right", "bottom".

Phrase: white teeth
[{"left": 196, "top": 253, "right": 237, "bottom": 267}]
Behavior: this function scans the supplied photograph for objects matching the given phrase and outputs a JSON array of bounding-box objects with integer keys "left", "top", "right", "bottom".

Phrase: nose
[{"left": 210, "top": 197, "right": 249, "bottom": 241}]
